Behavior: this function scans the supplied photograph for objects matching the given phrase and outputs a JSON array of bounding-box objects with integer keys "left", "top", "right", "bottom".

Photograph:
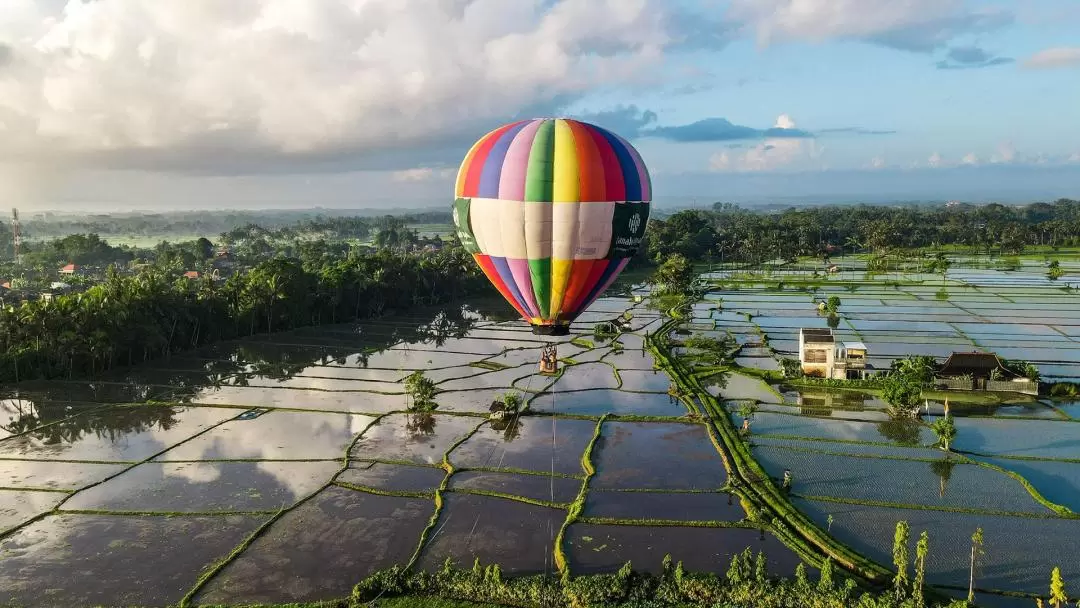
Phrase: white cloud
[
  {"left": 928, "top": 152, "right": 944, "bottom": 168},
  {"left": 709, "top": 117, "right": 823, "bottom": 173},
  {"left": 990, "top": 142, "right": 1017, "bottom": 164},
  {"left": 392, "top": 168, "right": 435, "bottom": 182},
  {"left": 961, "top": 152, "right": 979, "bottom": 165},
  {"left": 773, "top": 113, "right": 796, "bottom": 130},
  {"left": 868, "top": 156, "right": 885, "bottom": 169},
  {"left": 726, "top": 0, "right": 1009, "bottom": 51},
  {"left": 0, "top": 0, "right": 674, "bottom": 172},
  {"left": 1069, "top": 153, "right": 1080, "bottom": 163},
  {"left": 1023, "top": 47, "right": 1080, "bottom": 69}
]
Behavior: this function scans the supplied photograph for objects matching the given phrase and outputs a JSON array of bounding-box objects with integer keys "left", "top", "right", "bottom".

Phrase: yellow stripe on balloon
[
  {"left": 549, "top": 259, "right": 574, "bottom": 318},
  {"left": 549, "top": 119, "right": 579, "bottom": 317},
  {"left": 552, "top": 120, "right": 579, "bottom": 203}
]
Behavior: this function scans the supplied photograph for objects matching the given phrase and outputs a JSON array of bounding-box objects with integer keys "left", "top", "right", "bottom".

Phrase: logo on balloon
[
  {"left": 628, "top": 213, "right": 642, "bottom": 234},
  {"left": 452, "top": 206, "right": 460, "bottom": 228}
]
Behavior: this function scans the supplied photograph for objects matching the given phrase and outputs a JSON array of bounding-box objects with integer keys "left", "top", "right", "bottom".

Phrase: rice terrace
[{"left": 1, "top": 250, "right": 1078, "bottom": 608}]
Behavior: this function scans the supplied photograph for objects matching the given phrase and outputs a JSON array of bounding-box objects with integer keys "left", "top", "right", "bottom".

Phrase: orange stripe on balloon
[
  {"left": 474, "top": 253, "right": 530, "bottom": 320},
  {"left": 563, "top": 259, "right": 610, "bottom": 317},
  {"left": 566, "top": 119, "right": 604, "bottom": 202}
]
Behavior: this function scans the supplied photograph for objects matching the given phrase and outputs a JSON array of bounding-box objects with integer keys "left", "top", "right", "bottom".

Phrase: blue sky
[{"left": 0, "top": 0, "right": 1078, "bottom": 210}]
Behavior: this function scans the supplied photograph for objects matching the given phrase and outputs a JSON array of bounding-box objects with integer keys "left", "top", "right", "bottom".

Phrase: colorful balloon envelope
[{"left": 453, "top": 118, "right": 651, "bottom": 335}]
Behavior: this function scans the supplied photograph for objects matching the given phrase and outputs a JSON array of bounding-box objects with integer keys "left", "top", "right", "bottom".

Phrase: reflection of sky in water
[
  {"left": 979, "top": 457, "right": 1080, "bottom": 512},
  {"left": 549, "top": 363, "right": 619, "bottom": 391},
  {"left": 711, "top": 373, "right": 780, "bottom": 403},
  {"left": 449, "top": 417, "right": 596, "bottom": 475},
  {"left": 0, "top": 490, "right": 65, "bottom": 533},
  {"left": 951, "top": 418, "right": 1080, "bottom": 459},
  {"left": 796, "top": 498, "right": 1080, "bottom": 595},
  {"left": 155, "top": 410, "right": 372, "bottom": 461},
  {"left": 63, "top": 461, "right": 337, "bottom": 512},
  {"left": 350, "top": 413, "right": 479, "bottom": 466},
  {"left": 0, "top": 460, "right": 126, "bottom": 491},
  {"left": 191, "top": 385, "right": 404, "bottom": 413},
  {"left": 0, "top": 406, "right": 236, "bottom": 462},
  {"left": 749, "top": 412, "right": 935, "bottom": 445},
  {"left": 0, "top": 514, "right": 265, "bottom": 607},
  {"left": 754, "top": 446, "right": 1049, "bottom": 514}
]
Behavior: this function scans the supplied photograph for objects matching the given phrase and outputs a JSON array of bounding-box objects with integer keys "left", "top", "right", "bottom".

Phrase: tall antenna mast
[{"left": 11, "top": 208, "right": 20, "bottom": 264}]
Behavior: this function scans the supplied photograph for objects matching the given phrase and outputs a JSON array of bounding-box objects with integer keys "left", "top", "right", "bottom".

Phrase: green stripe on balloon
[
  {"left": 524, "top": 120, "right": 555, "bottom": 202},
  {"left": 528, "top": 257, "right": 551, "bottom": 319}
]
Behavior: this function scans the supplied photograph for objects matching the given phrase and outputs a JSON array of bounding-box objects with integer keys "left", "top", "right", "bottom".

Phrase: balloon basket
[{"left": 532, "top": 324, "right": 570, "bottom": 336}]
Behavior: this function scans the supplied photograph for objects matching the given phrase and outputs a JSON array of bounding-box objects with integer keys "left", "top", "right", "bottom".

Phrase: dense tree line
[
  {"left": 0, "top": 243, "right": 487, "bottom": 384},
  {"left": 642, "top": 199, "right": 1080, "bottom": 264},
  {"left": 18, "top": 210, "right": 452, "bottom": 242}
]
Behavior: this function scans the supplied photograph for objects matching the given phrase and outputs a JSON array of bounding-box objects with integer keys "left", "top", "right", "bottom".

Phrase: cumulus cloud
[
  {"left": 708, "top": 114, "right": 823, "bottom": 172},
  {"left": 726, "top": 0, "right": 1012, "bottom": 52},
  {"left": 868, "top": 156, "right": 886, "bottom": 169},
  {"left": 0, "top": 0, "right": 680, "bottom": 174},
  {"left": 961, "top": 152, "right": 979, "bottom": 165},
  {"left": 1023, "top": 47, "right": 1080, "bottom": 69},
  {"left": 1070, "top": 153, "right": 1080, "bottom": 163},
  {"left": 928, "top": 152, "right": 944, "bottom": 168}
]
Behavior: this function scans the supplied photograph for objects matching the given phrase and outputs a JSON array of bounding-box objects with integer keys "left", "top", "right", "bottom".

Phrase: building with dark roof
[
  {"left": 936, "top": 351, "right": 1038, "bottom": 395},
  {"left": 938, "top": 352, "right": 1011, "bottom": 380}
]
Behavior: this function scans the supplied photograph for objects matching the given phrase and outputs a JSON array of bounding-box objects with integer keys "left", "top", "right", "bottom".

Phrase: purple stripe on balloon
[
  {"left": 489, "top": 256, "right": 531, "bottom": 315},
  {"left": 572, "top": 258, "right": 629, "bottom": 317},
  {"left": 498, "top": 120, "right": 542, "bottom": 201},
  {"left": 612, "top": 131, "right": 651, "bottom": 201},
  {"left": 478, "top": 121, "right": 530, "bottom": 199},
  {"left": 507, "top": 257, "right": 540, "bottom": 317}
]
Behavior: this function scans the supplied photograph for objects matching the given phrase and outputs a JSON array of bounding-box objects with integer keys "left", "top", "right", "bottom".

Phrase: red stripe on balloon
[
  {"left": 462, "top": 122, "right": 522, "bottom": 198},
  {"left": 584, "top": 124, "right": 625, "bottom": 201},
  {"left": 474, "top": 253, "right": 530, "bottom": 320}
]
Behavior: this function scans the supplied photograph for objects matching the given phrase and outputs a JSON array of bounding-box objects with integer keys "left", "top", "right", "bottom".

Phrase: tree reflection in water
[
  {"left": 929, "top": 456, "right": 957, "bottom": 498},
  {"left": 1, "top": 302, "right": 487, "bottom": 444},
  {"left": 405, "top": 412, "right": 437, "bottom": 437},
  {"left": 489, "top": 416, "right": 523, "bottom": 443},
  {"left": 877, "top": 416, "right": 922, "bottom": 446}
]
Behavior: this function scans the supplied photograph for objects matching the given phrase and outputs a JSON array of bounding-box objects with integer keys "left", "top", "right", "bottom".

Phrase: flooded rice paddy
[
  {"left": 0, "top": 295, "right": 790, "bottom": 607},
  {"left": 708, "top": 262, "right": 1080, "bottom": 600},
  {"left": 3, "top": 263, "right": 1079, "bottom": 605}
]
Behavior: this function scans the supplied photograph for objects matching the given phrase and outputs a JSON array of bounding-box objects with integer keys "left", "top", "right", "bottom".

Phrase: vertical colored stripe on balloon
[
  {"left": 576, "top": 258, "right": 630, "bottom": 317},
  {"left": 549, "top": 258, "right": 573, "bottom": 318},
  {"left": 556, "top": 259, "right": 595, "bottom": 320},
  {"left": 611, "top": 130, "right": 651, "bottom": 201},
  {"left": 567, "top": 120, "right": 604, "bottom": 202},
  {"left": 552, "top": 119, "right": 579, "bottom": 203},
  {"left": 474, "top": 254, "right": 529, "bottom": 320},
  {"left": 507, "top": 258, "right": 540, "bottom": 318},
  {"left": 528, "top": 257, "right": 551, "bottom": 319},
  {"left": 524, "top": 119, "right": 555, "bottom": 202},
  {"left": 585, "top": 125, "right": 626, "bottom": 202},
  {"left": 547, "top": 120, "right": 579, "bottom": 317},
  {"left": 461, "top": 122, "right": 520, "bottom": 198},
  {"left": 497, "top": 120, "right": 543, "bottom": 201},
  {"left": 563, "top": 259, "right": 610, "bottom": 317},
  {"left": 478, "top": 121, "right": 530, "bottom": 199},
  {"left": 489, "top": 256, "right": 531, "bottom": 317},
  {"left": 455, "top": 134, "right": 487, "bottom": 197},
  {"left": 596, "top": 126, "right": 641, "bottom": 202}
]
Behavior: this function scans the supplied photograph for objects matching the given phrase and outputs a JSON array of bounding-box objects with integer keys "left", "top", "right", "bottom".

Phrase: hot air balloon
[{"left": 452, "top": 118, "right": 651, "bottom": 338}]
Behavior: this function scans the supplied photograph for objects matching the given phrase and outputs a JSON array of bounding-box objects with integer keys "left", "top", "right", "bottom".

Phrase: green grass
[{"left": 374, "top": 598, "right": 505, "bottom": 608}]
